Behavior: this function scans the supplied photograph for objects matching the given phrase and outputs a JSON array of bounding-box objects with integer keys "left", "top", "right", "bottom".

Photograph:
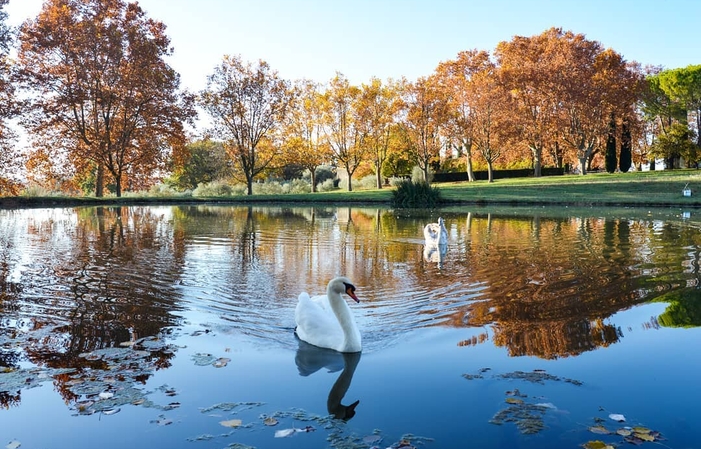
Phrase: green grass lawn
[{"left": 3, "top": 169, "right": 701, "bottom": 209}]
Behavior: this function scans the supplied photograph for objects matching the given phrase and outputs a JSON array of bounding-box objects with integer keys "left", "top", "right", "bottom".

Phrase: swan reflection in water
[
  {"left": 423, "top": 242, "right": 447, "bottom": 269},
  {"left": 294, "top": 340, "right": 361, "bottom": 420},
  {"left": 423, "top": 217, "right": 448, "bottom": 269}
]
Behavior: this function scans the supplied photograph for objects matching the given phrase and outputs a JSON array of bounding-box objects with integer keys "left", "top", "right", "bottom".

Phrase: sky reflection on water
[{"left": 1, "top": 205, "right": 700, "bottom": 449}]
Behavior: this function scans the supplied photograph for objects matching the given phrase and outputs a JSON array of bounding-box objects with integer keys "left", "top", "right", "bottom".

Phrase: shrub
[
  {"left": 317, "top": 178, "right": 338, "bottom": 192},
  {"left": 353, "top": 174, "right": 378, "bottom": 190},
  {"left": 193, "top": 180, "right": 234, "bottom": 197},
  {"left": 391, "top": 180, "right": 441, "bottom": 208},
  {"left": 411, "top": 165, "right": 433, "bottom": 184}
]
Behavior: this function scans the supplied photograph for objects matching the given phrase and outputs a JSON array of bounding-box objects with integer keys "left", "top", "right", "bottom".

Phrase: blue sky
[{"left": 6, "top": 0, "right": 700, "bottom": 93}]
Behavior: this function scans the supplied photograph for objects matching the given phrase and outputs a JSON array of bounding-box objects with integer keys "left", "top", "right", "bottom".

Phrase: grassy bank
[{"left": 2, "top": 169, "right": 701, "bottom": 209}]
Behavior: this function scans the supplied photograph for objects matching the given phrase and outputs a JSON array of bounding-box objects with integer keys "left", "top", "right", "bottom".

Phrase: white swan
[
  {"left": 295, "top": 276, "right": 362, "bottom": 353},
  {"left": 424, "top": 217, "right": 448, "bottom": 246}
]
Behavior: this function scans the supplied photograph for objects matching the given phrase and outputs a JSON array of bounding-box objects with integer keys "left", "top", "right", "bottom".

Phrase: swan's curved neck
[{"left": 328, "top": 290, "right": 361, "bottom": 352}]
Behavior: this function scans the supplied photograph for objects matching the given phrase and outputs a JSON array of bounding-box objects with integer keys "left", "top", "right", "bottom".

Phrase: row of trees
[{"left": 0, "top": 0, "right": 699, "bottom": 197}]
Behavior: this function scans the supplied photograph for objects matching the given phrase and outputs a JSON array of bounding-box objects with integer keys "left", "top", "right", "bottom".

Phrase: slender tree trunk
[
  {"left": 375, "top": 158, "right": 383, "bottom": 189},
  {"left": 311, "top": 170, "right": 317, "bottom": 193},
  {"left": 487, "top": 161, "right": 494, "bottom": 182},
  {"left": 95, "top": 164, "right": 105, "bottom": 197},
  {"left": 531, "top": 145, "right": 542, "bottom": 177}
]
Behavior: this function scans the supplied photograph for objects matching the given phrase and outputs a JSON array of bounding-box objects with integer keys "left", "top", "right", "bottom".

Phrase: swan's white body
[
  {"left": 295, "top": 277, "right": 362, "bottom": 353},
  {"left": 424, "top": 217, "right": 448, "bottom": 246}
]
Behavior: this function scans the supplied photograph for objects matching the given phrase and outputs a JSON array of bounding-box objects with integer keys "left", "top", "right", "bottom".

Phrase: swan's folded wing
[{"left": 295, "top": 293, "right": 343, "bottom": 350}]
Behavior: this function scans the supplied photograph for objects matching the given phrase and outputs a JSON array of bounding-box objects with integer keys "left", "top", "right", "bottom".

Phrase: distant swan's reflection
[
  {"left": 294, "top": 340, "right": 361, "bottom": 420},
  {"left": 423, "top": 242, "right": 447, "bottom": 269}
]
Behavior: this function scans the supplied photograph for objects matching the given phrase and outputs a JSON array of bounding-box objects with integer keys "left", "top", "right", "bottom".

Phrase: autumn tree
[
  {"left": 281, "top": 79, "right": 330, "bottom": 192},
  {"left": 435, "top": 49, "right": 492, "bottom": 182},
  {"left": 496, "top": 31, "right": 563, "bottom": 177},
  {"left": 399, "top": 75, "right": 450, "bottom": 184},
  {"left": 355, "top": 77, "right": 400, "bottom": 188},
  {"left": 321, "top": 73, "right": 364, "bottom": 191},
  {"left": 200, "top": 55, "right": 293, "bottom": 195},
  {"left": 470, "top": 67, "right": 515, "bottom": 182},
  {"left": 15, "top": 0, "right": 195, "bottom": 197},
  {"left": 554, "top": 34, "right": 640, "bottom": 175},
  {"left": 0, "top": 0, "right": 20, "bottom": 194},
  {"left": 167, "top": 138, "right": 230, "bottom": 190}
]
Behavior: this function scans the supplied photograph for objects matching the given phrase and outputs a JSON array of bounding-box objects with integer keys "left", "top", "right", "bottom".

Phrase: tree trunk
[
  {"left": 375, "top": 159, "right": 383, "bottom": 189},
  {"left": 578, "top": 156, "right": 588, "bottom": 175},
  {"left": 531, "top": 145, "right": 542, "bottom": 177},
  {"left": 95, "top": 164, "right": 105, "bottom": 197},
  {"left": 311, "top": 170, "right": 317, "bottom": 193},
  {"left": 345, "top": 163, "right": 352, "bottom": 191},
  {"left": 487, "top": 161, "right": 494, "bottom": 182}
]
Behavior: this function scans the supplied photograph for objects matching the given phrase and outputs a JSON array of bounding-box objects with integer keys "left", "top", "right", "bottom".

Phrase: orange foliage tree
[
  {"left": 280, "top": 79, "right": 331, "bottom": 192},
  {"left": 0, "top": 0, "right": 21, "bottom": 195},
  {"left": 399, "top": 75, "right": 450, "bottom": 184},
  {"left": 200, "top": 55, "right": 294, "bottom": 195},
  {"left": 435, "top": 49, "right": 492, "bottom": 182},
  {"left": 15, "top": 0, "right": 195, "bottom": 197},
  {"left": 355, "top": 77, "right": 401, "bottom": 189},
  {"left": 321, "top": 73, "right": 365, "bottom": 191}
]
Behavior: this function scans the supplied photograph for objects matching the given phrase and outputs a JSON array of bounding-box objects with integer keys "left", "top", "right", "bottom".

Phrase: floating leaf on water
[
  {"left": 6, "top": 441, "right": 21, "bottom": 449},
  {"left": 588, "top": 425, "right": 610, "bottom": 435},
  {"left": 505, "top": 397, "right": 523, "bottom": 404},
  {"left": 213, "top": 358, "right": 231, "bottom": 368},
  {"left": 274, "top": 428, "right": 296, "bottom": 438},
  {"left": 220, "top": 419, "right": 242, "bottom": 428},
  {"left": 623, "top": 435, "right": 644, "bottom": 446},
  {"left": 581, "top": 440, "right": 613, "bottom": 449},
  {"left": 608, "top": 413, "right": 626, "bottom": 422},
  {"left": 363, "top": 435, "right": 382, "bottom": 444},
  {"left": 102, "top": 407, "right": 120, "bottom": 415},
  {"left": 631, "top": 426, "right": 651, "bottom": 434},
  {"left": 263, "top": 417, "right": 278, "bottom": 426},
  {"left": 616, "top": 428, "right": 632, "bottom": 436},
  {"left": 634, "top": 432, "right": 655, "bottom": 442},
  {"left": 98, "top": 392, "right": 114, "bottom": 400}
]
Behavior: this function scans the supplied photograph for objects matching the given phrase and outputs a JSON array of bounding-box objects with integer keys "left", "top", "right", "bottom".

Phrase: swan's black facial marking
[{"left": 343, "top": 282, "right": 359, "bottom": 303}]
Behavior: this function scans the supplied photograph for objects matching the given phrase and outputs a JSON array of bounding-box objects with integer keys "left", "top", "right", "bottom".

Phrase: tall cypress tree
[
  {"left": 605, "top": 113, "right": 617, "bottom": 173},
  {"left": 619, "top": 119, "right": 632, "bottom": 172}
]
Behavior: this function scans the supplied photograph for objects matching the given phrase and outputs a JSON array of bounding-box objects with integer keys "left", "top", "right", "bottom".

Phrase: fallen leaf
[
  {"left": 505, "top": 397, "right": 523, "bottom": 404},
  {"left": 102, "top": 408, "right": 120, "bottom": 415},
  {"left": 634, "top": 433, "right": 655, "bottom": 442},
  {"left": 631, "top": 426, "right": 651, "bottom": 434},
  {"left": 581, "top": 441, "right": 613, "bottom": 449},
  {"left": 263, "top": 417, "right": 278, "bottom": 426},
  {"left": 608, "top": 413, "right": 625, "bottom": 422},
  {"left": 616, "top": 428, "right": 632, "bottom": 436},
  {"left": 219, "top": 419, "right": 242, "bottom": 428},
  {"left": 588, "top": 425, "right": 610, "bottom": 435},
  {"left": 98, "top": 392, "right": 114, "bottom": 400},
  {"left": 6, "top": 441, "right": 21, "bottom": 449},
  {"left": 213, "top": 357, "right": 230, "bottom": 368}
]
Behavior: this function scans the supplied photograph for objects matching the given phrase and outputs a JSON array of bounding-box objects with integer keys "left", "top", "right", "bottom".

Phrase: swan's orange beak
[{"left": 345, "top": 286, "right": 359, "bottom": 303}]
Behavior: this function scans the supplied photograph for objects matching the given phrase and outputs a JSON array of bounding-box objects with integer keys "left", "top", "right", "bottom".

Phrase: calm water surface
[{"left": 1, "top": 205, "right": 700, "bottom": 449}]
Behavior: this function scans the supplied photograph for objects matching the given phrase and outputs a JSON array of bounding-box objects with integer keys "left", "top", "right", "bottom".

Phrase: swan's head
[
  {"left": 329, "top": 276, "right": 359, "bottom": 303},
  {"left": 438, "top": 217, "right": 444, "bottom": 226}
]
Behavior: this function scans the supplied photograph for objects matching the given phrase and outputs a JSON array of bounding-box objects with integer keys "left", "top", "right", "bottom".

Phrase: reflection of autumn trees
[
  {"left": 456, "top": 214, "right": 698, "bottom": 359},
  {"left": 0, "top": 207, "right": 184, "bottom": 406}
]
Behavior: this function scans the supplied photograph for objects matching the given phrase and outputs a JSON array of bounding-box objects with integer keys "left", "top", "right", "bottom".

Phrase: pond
[{"left": 1, "top": 204, "right": 700, "bottom": 449}]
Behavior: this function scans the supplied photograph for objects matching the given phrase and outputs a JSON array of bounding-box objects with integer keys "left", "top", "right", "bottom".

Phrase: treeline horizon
[{"left": 0, "top": 0, "right": 698, "bottom": 197}]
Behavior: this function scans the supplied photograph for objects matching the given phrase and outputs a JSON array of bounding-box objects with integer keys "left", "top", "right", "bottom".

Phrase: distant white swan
[
  {"left": 424, "top": 217, "right": 448, "bottom": 246},
  {"left": 295, "top": 276, "right": 362, "bottom": 353}
]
